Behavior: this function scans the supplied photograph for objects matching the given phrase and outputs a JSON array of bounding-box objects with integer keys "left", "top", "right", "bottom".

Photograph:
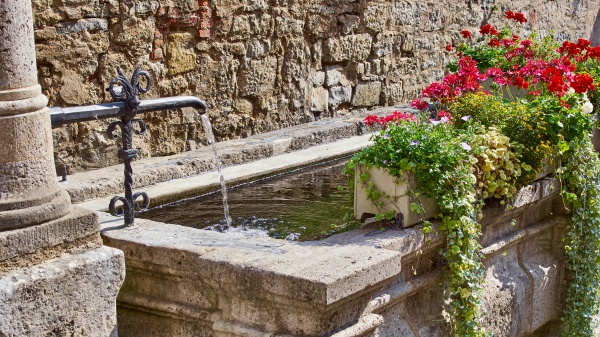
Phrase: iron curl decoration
[{"left": 107, "top": 66, "right": 152, "bottom": 226}]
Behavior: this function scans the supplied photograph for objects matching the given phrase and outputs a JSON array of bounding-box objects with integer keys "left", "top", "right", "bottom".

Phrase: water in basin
[{"left": 137, "top": 157, "right": 357, "bottom": 241}]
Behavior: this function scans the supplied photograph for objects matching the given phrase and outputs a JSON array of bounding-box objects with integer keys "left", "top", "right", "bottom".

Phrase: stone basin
[{"left": 68, "top": 109, "right": 567, "bottom": 336}]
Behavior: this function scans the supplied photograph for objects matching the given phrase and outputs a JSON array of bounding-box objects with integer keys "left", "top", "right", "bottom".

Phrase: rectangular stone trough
[
  {"left": 97, "top": 175, "right": 566, "bottom": 337},
  {"left": 64, "top": 117, "right": 570, "bottom": 336}
]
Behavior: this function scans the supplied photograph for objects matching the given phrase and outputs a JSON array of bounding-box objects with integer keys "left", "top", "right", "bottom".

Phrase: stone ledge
[{"left": 0, "top": 206, "right": 100, "bottom": 265}]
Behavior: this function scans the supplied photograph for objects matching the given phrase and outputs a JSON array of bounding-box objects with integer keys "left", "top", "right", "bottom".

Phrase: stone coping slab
[
  {"left": 99, "top": 212, "right": 402, "bottom": 306},
  {"left": 61, "top": 105, "right": 402, "bottom": 204}
]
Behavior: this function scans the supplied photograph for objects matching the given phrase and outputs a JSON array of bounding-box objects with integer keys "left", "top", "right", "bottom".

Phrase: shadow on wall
[{"left": 591, "top": 9, "right": 600, "bottom": 46}]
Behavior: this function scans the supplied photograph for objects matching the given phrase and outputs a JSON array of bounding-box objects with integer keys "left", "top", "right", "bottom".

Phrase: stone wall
[{"left": 33, "top": 0, "right": 600, "bottom": 173}]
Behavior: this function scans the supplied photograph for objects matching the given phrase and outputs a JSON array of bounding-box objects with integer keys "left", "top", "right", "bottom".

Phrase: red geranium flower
[
  {"left": 461, "top": 30, "right": 472, "bottom": 39},
  {"left": 506, "top": 11, "right": 527, "bottom": 23},
  {"left": 512, "top": 77, "right": 530, "bottom": 89},
  {"left": 577, "top": 38, "right": 591, "bottom": 50},
  {"left": 514, "top": 12, "right": 527, "bottom": 23},
  {"left": 520, "top": 39, "right": 533, "bottom": 47},
  {"left": 480, "top": 24, "right": 499, "bottom": 36},
  {"left": 546, "top": 74, "right": 569, "bottom": 96},
  {"left": 445, "top": 44, "right": 453, "bottom": 51},
  {"left": 437, "top": 110, "right": 453, "bottom": 121},
  {"left": 587, "top": 46, "right": 600, "bottom": 59},
  {"left": 363, "top": 114, "right": 379, "bottom": 126},
  {"left": 570, "top": 73, "right": 595, "bottom": 94},
  {"left": 488, "top": 38, "right": 500, "bottom": 47},
  {"left": 560, "top": 100, "right": 571, "bottom": 109}
]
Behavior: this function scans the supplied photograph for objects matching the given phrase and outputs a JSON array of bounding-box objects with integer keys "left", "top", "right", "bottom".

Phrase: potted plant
[{"left": 346, "top": 10, "right": 600, "bottom": 337}]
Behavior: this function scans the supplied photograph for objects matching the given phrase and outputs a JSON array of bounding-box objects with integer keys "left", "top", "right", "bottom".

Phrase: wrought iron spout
[
  {"left": 50, "top": 66, "right": 208, "bottom": 227},
  {"left": 49, "top": 96, "right": 207, "bottom": 128}
]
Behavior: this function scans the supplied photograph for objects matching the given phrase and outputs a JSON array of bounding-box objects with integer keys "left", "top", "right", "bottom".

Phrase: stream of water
[{"left": 200, "top": 114, "right": 232, "bottom": 230}]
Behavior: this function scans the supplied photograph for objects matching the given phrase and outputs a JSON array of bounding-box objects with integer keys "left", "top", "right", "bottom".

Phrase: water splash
[{"left": 201, "top": 114, "right": 232, "bottom": 230}]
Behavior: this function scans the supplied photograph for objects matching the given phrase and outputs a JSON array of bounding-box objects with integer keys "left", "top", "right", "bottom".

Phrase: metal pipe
[{"left": 49, "top": 96, "right": 207, "bottom": 128}]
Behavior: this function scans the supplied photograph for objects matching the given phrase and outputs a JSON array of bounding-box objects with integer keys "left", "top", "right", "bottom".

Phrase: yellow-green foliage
[
  {"left": 502, "top": 103, "right": 555, "bottom": 186},
  {"left": 470, "top": 129, "right": 522, "bottom": 199},
  {"left": 449, "top": 92, "right": 509, "bottom": 127}
]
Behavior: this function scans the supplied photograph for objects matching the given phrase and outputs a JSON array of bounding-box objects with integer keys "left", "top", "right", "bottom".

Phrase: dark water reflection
[{"left": 138, "top": 158, "right": 355, "bottom": 241}]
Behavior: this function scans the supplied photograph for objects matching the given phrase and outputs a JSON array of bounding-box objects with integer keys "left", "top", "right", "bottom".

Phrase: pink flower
[
  {"left": 422, "top": 82, "right": 453, "bottom": 102},
  {"left": 410, "top": 99, "right": 429, "bottom": 110},
  {"left": 520, "top": 39, "right": 533, "bottom": 47}
]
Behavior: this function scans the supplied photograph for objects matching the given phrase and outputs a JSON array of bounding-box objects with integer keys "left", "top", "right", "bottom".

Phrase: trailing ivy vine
[{"left": 561, "top": 138, "right": 600, "bottom": 336}]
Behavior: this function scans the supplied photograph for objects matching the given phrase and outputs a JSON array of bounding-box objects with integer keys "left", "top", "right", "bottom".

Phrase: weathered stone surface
[
  {"left": 100, "top": 214, "right": 401, "bottom": 336},
  {"left": 323, "top": 34, "right": 373, "bottom": 62},
  {"left": 56, "top": 18, "right": 108, "bottom": 34},
  {"left": 311, "top": 71, "right": 325, "bottom": 87},
  {"left": 230, "top": 14, "right": 272, "bottom": 40},
  {"left": 329, "top": 85, "right": 352, "bottom": 107},
  {"left": 310, "top": 87, "right": 328, "bottom": 112},
  {"left": 326, "top": 66, "right": 342, "bottom": 87},
  {"left": 352, "top": 82, "right": 382, "bottom": 107},
  {"left": 0, "top": 207, "right": 100, "bottom": 269},
  {"left": 0, "top": 246, "right": 124, "bottom": 337},
  {"left": 238, "top": 56, "right": 277, "bottom": 96},
  {"left": 166, "top": 32, "right": 196, "bottom": 75},
  {"left": 29, "top": 0, "right": 599, "bottom": 172}
]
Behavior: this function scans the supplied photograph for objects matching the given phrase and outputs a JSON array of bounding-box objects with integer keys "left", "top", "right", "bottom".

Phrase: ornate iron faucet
[
  {"left": 49, "top": 67, "right": 208, "bottom": 226},
  {"left": 106, "top": 67, "right": 152, "bottom": 226}
]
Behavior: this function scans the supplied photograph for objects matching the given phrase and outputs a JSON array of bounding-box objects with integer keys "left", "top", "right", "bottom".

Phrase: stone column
[
  {"left": 0, "top": 1, "right": 125, "bottom": 336},
  {"left": 0, "top": 0, "right": 71, "bottom": 230}
]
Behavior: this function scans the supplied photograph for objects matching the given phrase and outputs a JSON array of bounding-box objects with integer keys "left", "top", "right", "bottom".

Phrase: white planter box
[{"left": 354, "top": 166, "right": 439, "bottom": 228}]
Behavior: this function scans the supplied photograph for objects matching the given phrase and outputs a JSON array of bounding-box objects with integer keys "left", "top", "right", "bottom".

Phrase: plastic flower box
[{"left": 354, "top": 166, "right": 439, "bottom": 228}]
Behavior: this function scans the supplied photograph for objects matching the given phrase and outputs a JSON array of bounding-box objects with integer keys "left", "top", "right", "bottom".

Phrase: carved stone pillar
[
  {"left": 0, "top": 0, "right": 71, "bottom": 230},
  {"left": 0, "top": 1, "right": 124, "bottom": 336}
]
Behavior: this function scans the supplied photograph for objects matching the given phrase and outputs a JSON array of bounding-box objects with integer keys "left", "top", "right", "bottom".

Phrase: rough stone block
[
  {"left": 56, "top": 18, "right": 108, "bottom": 34},
  {"left": 329, "top": 85, "right": 352, "bottom": 107},
  {"left": 520, "top": 228, "right": 563, "bottom": 332},
  {"left": 323, "top": 34, "right": 372, "bottom": 62},
  {"left": 481, "top": 248, "right": 532, "bottom": 336},
  {"left": 0, "top": 246, "right": 124, "bottom": 336},
  {"left": 275, "top": 16, "right": 304, "bottom": 36},
  {"left": 352, "top": 82, "right": 382, "bottom": 107},
  {"left": 246, "top": 39, "right": 270, "bottom": 58},
  {"left": 230, "top": 14, "right": 272, "bottom": 41},
  {"left": 166, "top": 32, "right": 196, "bottom": 75},
  {"left": 375, "top": 303, "right": 417, "bottom": 337},
  {"left": 383, "top": 82, "right": 404, "bottom": 105},
  {"left": 310, "top": 87, "right": 328, "bottom": 112},
  {"left": 312, "top": 71, "right": 325, "bottom": 87},
  {"left": 238, "top": 56, "right": 277, "bottom": 96},
  {"left": 325, "top": 66, "right": 342, "bottom": 87}
]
